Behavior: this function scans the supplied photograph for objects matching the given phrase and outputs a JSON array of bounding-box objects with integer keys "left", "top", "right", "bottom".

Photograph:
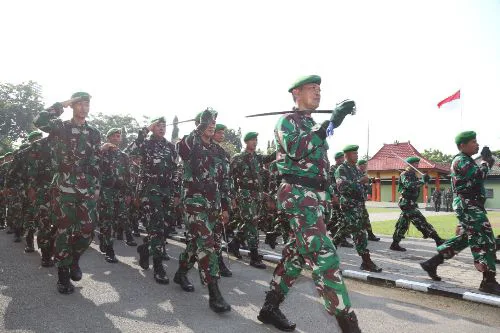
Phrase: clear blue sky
[{"left": 2, "top": 0, "right": 499, "bottom": 158}]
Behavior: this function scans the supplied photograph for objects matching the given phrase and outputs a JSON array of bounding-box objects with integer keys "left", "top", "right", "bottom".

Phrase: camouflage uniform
[
  {"left": 6, "top": 147, "right": 29, "bottom": 241},
  {"left": 432, "top": 189, "right": 442, "bottom": 212},
  {"left": 270, "top": 111, "right": 351, "bottom": 316},
  {"left": 438, "top": 153, "right": 496, "bottom": 272},
  {"left": 333, "top": 161, "right": 368, "bottom": 255},
  {"left": 176, "top": 128, "right": 230, "bottom": 284},
  {"left": 0, "top": 160, "right": 6, "bottom": 229},
  {"left": 127, "top": 127, "right": 178, "bottom": 261},
  {"left": 99, "top": 147, "right": 132, "bottom": 253},
  {"left": 1, "top": 160, "right": 14, "bottom": 232},
  {"left": 265, "top": 159, "right": 289, "bottom": 247},
  {"left": 128, "top": 159, "right": 141, "bottom": 235},
  {"left": 230, "top": 150, "right": 264, "bottom": 252},
  {"left": 327, "top": 163, "right": 344, "bottom": 237},
  {"left": 34, "top": 104, "right": 101, "bottom": 269},
  {"left": 393, "top": 169, "right": 440, "bottom": 243}
]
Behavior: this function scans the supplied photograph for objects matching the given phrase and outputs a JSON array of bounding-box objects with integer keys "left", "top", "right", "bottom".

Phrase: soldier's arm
[
  {"left": 170, "top": 145, "right": 181, "bottom": 199},
  {"left": 229, "top": 155, "right": 240, "bottom": 192},
  {"left": 401, "top": 173, "right": 422, "bottom": 191},
  {"left": 33, "top": 103, "right": 64, "bottom": 134},
  {"left": 90, "top": 130, "right": 102, "bottom": 195},
  {"left": 125, "top": 127, "right": 149, "bottom": 156},
  {"left": 275, "top": 115, "right": 324, "bottom": 160},
  {"left": 335, "top": 166, "right": 362, "bottom": 199}
]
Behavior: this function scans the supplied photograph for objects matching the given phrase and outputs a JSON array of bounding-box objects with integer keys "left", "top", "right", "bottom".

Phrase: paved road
[{"left": 1, "top": 232, "right": 499, "bottom": 333}]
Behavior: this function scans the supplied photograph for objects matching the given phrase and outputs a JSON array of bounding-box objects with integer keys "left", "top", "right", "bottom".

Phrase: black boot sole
[
  {"left": 210, "top": 303, "right": 231, "bottom": 313},
  {"left": 420, "top": 263, "right": 441, "bottom": 281},
  {"left": 257, "top": 314, "right": 296, "bottom": 332},
  {"left": 173, "top": 274, "right": 195, "bottom": 292}
]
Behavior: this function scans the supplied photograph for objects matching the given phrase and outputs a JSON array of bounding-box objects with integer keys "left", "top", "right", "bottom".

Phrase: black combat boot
[
  {"left": 265, "top": 231, "right": 280, "bottom": 249},
  {"left": 337, "top": 311, "right": 363, "bottom": 333},
  {"left": 137, "top": 237, "right": 150, "bottom": 269},
  {"left": 257, "top": 290, "right": 296, "bottom": 331},
  {"left": 105, "top": 245, "right": 119, "bottom": 263},
  {"left": 360, "top": 252, "right": 382, "bottom": 273},
  {"left": 125, "top": 231, "right": 137, "bottom": 246},
  {"left": 115, "top": 227, "right": 124, "bottom": 241},
  {"left": 24, "top": 229, "right": 35, "bottom": 253},
  {"left": 208, "top": 277, "right": 231, "bottom": 313},
  {"left": 420, "top": 253, "right": 444, "bottom": 281},
  {"left": 174, "top": 268, "right": 195, "bottom": 291},
  {"left": 479, "top": 271, "right": 500, "bottom": 296},
  {"left": 430, "top": 233, "right": 445, "bottom": 246},
  {"left": 41, "top": 247, "right": 54, "bottom": 267},
  {"left": 132, "top": 223, "right": 140, "bottom": 237},
  {"left": 337, "top": 238, "right": 354, "bottom": 248},
  {"left": 153, "top": 257, "right": 169, "bottom": 284},
  {"left": 367, "top": 230, "right": 380, "bottom": 242},
  {"left": 250, "top": 249, "right": 266, "bottom": 269},
  {"left": 218, "top": 254, "right": 232, "bottom": 277},
  {"left": 70, "top": 253, "right": 83, "bottom": 281},
  {"left": 98, "top": 233, "right": 106, "bottom": 253},
  {"left": 389, "top": 241, "right": 406, "bottom": 252},
  {"left": 13, "top": 228, "right": 22, "bottom": 243},
  {"left": 0, "top": 220, "right": 5, "bottom": 230},
  {"left": 227, "top": 238, "right": 242, "bottom": 259},
  {"left": 57, "top": 267, "right": 75, "bottom": 295}
]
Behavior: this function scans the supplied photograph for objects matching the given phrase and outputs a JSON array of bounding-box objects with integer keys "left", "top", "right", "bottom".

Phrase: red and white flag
[{"left": 437, "top": 90, "right": 461, "bottom": 108}]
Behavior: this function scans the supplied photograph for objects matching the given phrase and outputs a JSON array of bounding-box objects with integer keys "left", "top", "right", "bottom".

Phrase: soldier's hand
[
  {"left": 359, "top": 176, "right": 370, "bottom": 184},
  {"left": 330, "top": 99, "right": 356, "bottom": 129},
  {"left": 480, "top": 146, "right": 494, "bottom": 168},
  {"left": 101, "top": 143, "right": 117, "bottom": 151},
  {"left": 61, "top": 97, "right": 82, "bottom": 108},
  {"left": 174, "top": 196, "right": 180, "bottom": 207},
  {"left": 231, "top": 199, "right": 237, "bottom": 210},
  {"left": 147, "top": 122, "right": 158, "bottom": 132},
  {"left": 221, "top": 210, "right": 229, "bottom": 225},
  {"left": 125, "top": 196, "right": 132, "bottom": 205}
]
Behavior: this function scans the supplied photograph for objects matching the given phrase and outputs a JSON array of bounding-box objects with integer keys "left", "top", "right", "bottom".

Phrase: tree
[
  {"left": 171, "top": 115, "right": 179, "bottom": 142},
  {"left": 0, "top": 81, "right": 44, "bottom": 153},
  {"left": 492, "top": 150, "right": 500, "bottom": 159},
  {"left": 88, "top": 113, "right": 148, "bottom": 150},
  {"left": 421, "top": 149, "right": 453, "bottom": 164}
]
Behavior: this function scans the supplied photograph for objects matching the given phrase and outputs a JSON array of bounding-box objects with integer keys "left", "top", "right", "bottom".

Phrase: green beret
[
  {"left": 343, "top": 144, "right": 359, "bottom": 153},
  {"left": 71, "top": 92, "right": 91, "bottom": 101},
  {"left": 288, "top": 75, "right": 321, "bottom": 93},
  {"left": 27, "top": 131, "right": 42, "bottom": 142},
  {"left": 106, "top": 128, "right": 121, "bottom": 137},
  {"left": 406, "top": 156, "right": 420, "bottom": 164},
  {"left": 455, "top": 131, "right": 476, "bottom": 145},
  {"left": 215, "top": 124, "right": 227, "bottom": 132},
  {"left": 244, "top": 132, "right": 258, "bottom": 142},
  {"left": 357, "top": 159, "right": 367, "bottom": 166},
  {"left": 150, "top": 117, "right": 166, "bottom": 125},
  {"left": 334, "top": 152, "right": 344, "bottom": 159},
  {"left": 4, "top": 152, "right": 13, "bottom": 157},
  {"left": 195, "top": 112, "right": 203, "bottom": 124}
]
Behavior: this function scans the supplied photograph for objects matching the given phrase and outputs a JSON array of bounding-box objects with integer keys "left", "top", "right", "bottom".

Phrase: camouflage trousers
[
  {"left": 361, "top": 206, "right": 374, "bottom": 233},
  {"left": 393, "top": 207, "right": 437, "bottom": 242},
  {"left": 23, "top": 196, "right": 36, "bottom": 232},
  {"left": 213, "top": 219, "right": 225, "bottom": 256},
  {"left": 327, "top": 205, "right": 344, "bottom": 236},
  {"left": 0, "top": 198, "right": 5, "bottom": 227},
  {"left": 99, "top": 188, "right": 130, "bottom": 247},
  {"left": 8, "top": 194, "right": 24, "bottom": 230},
  {"left": 271, "top": 183, "right": 351, "bottom": 316},
  {"left": 140, "top": 188, "right": 171, "bottom": 259},
  {"left": 179, "top": 195, "right": 219, "bottom": 284},
  {"left": 237, "top": 189, "right": 262, "bottom": 250},
  {"left": 35, "top": 186, "right": 54, "bottom": 250},
  {"left": 438, "top": 203, "right": 496, "bottom": 272},
  {"left": 52, "top": 190, "right": 97, "bottom": 268},
  {"left": 334, "top": 204, "right": 368, "bottom": 256}
]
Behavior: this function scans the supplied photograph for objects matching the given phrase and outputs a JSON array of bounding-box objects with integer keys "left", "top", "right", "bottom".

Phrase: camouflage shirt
[
  {"left": 101, "top": 148, "right": 131, "bottom": 195},
  {"left": 335, "top": 161, "right": 365, "bottom": 208},
  {"left": 398, "top": 169, "right": 422, "bottom": 201},
  {"left": 230, "top": 150, "right": 263, "bottom": 193},
  {"left": 34, "top": 106, "right": 101, "bottom": 196},
  {"left": 24, "top": 137, "right": 53, "bottom": 189},
  {"left": 274, "top": 111, "right": 333, "bottom": 194},
  {"left": 5, "top": 149, "right": 29, "bottom": 191},
  {"left": 451, "top": 152, "right": 489, "bottom": 207},
  {"left": 127, "top": 128, "right": 179, "bottom": 196},
  {"left": 178, "top": 129, "right": 230, "bottom": 211}
]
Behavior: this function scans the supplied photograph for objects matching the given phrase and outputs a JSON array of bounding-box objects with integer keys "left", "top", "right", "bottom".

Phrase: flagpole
[{"left": 460, "top": 89, "right": 463, "bottom": 129}]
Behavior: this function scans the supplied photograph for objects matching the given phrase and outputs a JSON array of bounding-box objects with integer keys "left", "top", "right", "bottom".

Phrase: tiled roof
[{"left": 368, "top": 141, "right": 450, "bottom": 173}]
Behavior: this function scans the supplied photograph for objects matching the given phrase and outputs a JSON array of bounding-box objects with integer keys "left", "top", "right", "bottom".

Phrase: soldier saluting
[{"left": 34, "top": 92, "right": 101, "bottom": 294}]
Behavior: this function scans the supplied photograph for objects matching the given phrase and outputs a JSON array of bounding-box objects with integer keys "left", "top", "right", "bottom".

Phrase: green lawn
[
  {"left": 371, "top": 212, "right": 500, "bottom": 239},
  {"left": 366, "top": 207, "right": 400, "bottom": 214}
]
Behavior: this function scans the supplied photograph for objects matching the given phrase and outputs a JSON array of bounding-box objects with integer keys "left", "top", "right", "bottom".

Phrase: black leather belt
[{"left": 282, "top": 174, "right": 328, "bottom": 191}]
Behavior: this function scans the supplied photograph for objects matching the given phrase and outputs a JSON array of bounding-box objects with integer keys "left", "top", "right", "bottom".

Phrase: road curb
[{"left": 166, "top": 233, "right": 500, "bottom": 308}]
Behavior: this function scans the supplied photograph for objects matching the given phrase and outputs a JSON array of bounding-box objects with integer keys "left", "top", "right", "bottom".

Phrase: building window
[{"left": 486, "top": 189, "right": 494, "bottom": 199}]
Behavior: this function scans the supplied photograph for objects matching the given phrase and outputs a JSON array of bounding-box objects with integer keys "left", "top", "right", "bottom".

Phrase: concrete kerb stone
[{"left": 165, "top": 233, "right": 500, "bottom": 308}]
